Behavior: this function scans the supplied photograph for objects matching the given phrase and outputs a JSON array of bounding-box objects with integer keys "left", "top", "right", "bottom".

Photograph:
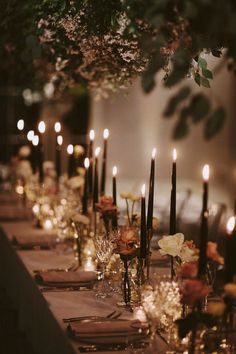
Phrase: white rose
[
  {"left": 158, "top": 233, "right": 184, "bottom": 257},
  {"left": 180, "top": 244, "right": 199, "bottom": 263}
]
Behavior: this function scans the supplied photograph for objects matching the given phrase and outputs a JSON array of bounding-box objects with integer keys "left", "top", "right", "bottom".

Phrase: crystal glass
[{"left": 94, "top": 233, "right": 114, "bottom": 298}]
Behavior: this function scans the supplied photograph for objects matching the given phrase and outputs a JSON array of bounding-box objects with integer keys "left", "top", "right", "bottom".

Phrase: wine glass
[{"left": 94, "top": 234, "right": 114, "bottom": 298}]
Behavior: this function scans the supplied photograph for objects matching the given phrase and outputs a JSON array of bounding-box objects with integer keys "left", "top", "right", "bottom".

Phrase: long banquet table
[{"left": 0, "top": 215, "right": 169, "bottom": 354}]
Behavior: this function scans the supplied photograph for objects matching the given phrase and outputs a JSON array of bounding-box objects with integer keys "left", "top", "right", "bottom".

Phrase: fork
[{"left": 63, "top": 310, "right": 121, "bottom": 323}]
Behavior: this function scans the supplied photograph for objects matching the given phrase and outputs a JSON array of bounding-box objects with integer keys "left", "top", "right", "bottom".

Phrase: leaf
[
  {"left": 204, "top": 107, "right": 226, "bottom": 139},
  {"left": 141, "top": 74, "right": 155, "bottom": 93},
  {"left": 173, "top": 121, "right": 188, "bottom": 140},
  {"left": 198, "top": 57, "right": 207, "bottom": 69},
  {"left": 200, "top": 77, "right": 211, "bottom": 88},
  {"left": 195, "top": 73, "right": 201, "bottom": 86},
  {"left": 202, "top": 68, "right": 213, "bottom": 79},
  {"left": 189, "top": 94, "right": 211, "bottom": 123},
  {"left": 163, "top": 86, "right": 191, "bottom": 117}
]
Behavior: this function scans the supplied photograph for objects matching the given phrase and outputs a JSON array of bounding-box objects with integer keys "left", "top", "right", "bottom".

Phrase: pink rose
[{"left": 178, "top": 261, "right": 198, "bottom": 278}]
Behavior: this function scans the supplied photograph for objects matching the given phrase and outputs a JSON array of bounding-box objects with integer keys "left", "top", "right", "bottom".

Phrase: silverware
[
  {"left": 40, "top": 286, "right": 90, "bottom": 293},
  {"left": 63, "top": 310, "right": 121, "bottom": 323},
  {"left": 33, "top": 263, "right": 78, "bottom": 273},
  {"left": 78, "top": 341, "right": 148, "bottom": 352}
]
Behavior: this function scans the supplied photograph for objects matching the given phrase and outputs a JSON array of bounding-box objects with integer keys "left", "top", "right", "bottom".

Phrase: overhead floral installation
[{"left": 1, "top": 0, "right": 236, "bottom": 138}]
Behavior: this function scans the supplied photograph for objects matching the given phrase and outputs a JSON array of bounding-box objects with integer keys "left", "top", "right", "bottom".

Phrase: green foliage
[{"left": 1, "top": 0, "right": 236, "bottom": 138}]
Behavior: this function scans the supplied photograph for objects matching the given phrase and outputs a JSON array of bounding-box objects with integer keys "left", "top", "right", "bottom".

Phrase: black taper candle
[
  {"left": 100, "top": 129, "right": 109, "bottom": 196},
  {"left": 82, "top": 158, "right": 89, "bottom": 214},
  {"left": 198, "top": 164, "right": 209, "bottom": 278},
  {"left": 140, "top": 184, "right": 147, "bottom": 259},
  {"left": 169, "top": 150, "right": 177, "bottom": 235},
  {"left": 225, "top": 216, "right": 236, "bottom": 283},
  {"left": 67, "top": 144, "right": 74, "bottom": 178},
  {"left": 93, "top": 147, "right": 100, "bottom": 211},
  {"left": 38, "top": 121, "right": 46, "bottom": 184},
  {"left": 38, "top": 137, "right": 44, "bottom": 184},
  {"left": 147, "top": 149, "right": 156, "bottom": 230},
  {"left": 112, "top": 166, "right": 118, "bottom": 229},
  {"left": 88, "top": 130, "right": 95, "bottom": 195},
  {"left": 56, "top": 136, "right": 62, "bottom": 181}
]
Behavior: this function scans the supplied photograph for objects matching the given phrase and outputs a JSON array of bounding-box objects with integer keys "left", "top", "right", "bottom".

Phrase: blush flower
[
  {"left": 181, "top": 279, "right": 211, "bottom": 306},
  {"left": 178, "top": 261, "right": 198, "bottom": 278},
  {"left": 207, "top": 242, "right": 224, "bottom": 265},
  {"left": 180, "top": 241, "right": 199, "bottom": 263}
]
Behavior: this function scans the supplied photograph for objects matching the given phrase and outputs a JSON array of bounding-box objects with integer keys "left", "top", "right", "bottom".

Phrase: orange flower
[
  {"left": 95, "top": 195, "right": 117, "bottom": 214},
  {"left": 181, "top": 279, "right": 211, "bottom": 306},
  {"left": 207, "top": 242, "right": 224, "bottom": 265}
]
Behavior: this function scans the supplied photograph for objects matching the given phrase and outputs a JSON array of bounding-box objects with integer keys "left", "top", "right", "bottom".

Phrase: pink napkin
[
  {"left": 12, "top": 232, "right": 57, "bottom": 249},
  {"left": 35, "top": 270, "right": 97, "bottom": 286}
]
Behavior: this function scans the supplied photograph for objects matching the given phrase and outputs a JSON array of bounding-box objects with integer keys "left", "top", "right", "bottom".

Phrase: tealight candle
[
  {"left": 133, "top": 306, "right": 147, "bottom": 322},
  {"left": 100, "top": 128, "right": 109, "bottom": 196},
  {"left": 198, "top": 164, "right": 210, "bottom": 278},
  {"left": 43, "top": 218, "right": 54, "bottom": 231},
  {"left": 84, "top": 258, "right": 96, "bottom": 272}
]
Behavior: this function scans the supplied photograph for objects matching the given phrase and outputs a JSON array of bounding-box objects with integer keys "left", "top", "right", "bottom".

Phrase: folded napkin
[
  {"left": 0, "top": 206, "right": 31, "bottom": 221},
  {"left": 12, "top": 232, "right": 57, "bottom": 250},
  {"left": 68, "top": 319, "right": 148, "bottom": 343},
  {"left": 35, "top": 270, "right": 97, "bottom": 287}
]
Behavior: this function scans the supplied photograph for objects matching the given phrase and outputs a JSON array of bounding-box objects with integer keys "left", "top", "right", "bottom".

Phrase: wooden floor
[{"left": 0, "top": 287, "right": 36, "bottom": 354}]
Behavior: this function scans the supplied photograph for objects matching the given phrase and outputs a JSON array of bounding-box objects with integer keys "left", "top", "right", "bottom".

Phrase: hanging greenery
[{"left": 1, "top": 0, "right": 236, "bottom": 138}]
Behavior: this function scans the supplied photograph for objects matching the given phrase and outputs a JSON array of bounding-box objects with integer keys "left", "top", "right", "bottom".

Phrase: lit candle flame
[
  {"left": 67, "top": 144, "right": 73, "bottom": 155},
  {"left": 27, "top": 130, "right": 34, "bottom": 141},
  {"left": 112, "top": 166, "right": 118, "bottom": 177},
  {"left": 38, "top": 121, "right": 46, "bottom": 134},
  {"left": 84, "top": 157, "right": 90, "bottom": 169},
  {"left": 54, "top": 122, "right": 61, "bottom": 133},
  {"left": 141, "top": 184, "right": 146, "bottom": 197},
  {"left": 152, "top": 148, "right": 157, "bottom": 159},
  {"left": 32, "top": 135, "right": 39, "bottom": 146},
  {"left": 17, "top": 119, "right": 24, "bottom": 131},
  {"left": 95, "top": 147, "right": 101, "bottom": 157},
  {"left": 227, "top": 216, "right": 235, "bottom": 234},
  {"left": 57, "top": 135, "right": 63, "bottom": 146},
  {"left": 103, "top": 128, "right": 109, "bottom": 140},
  {"left": 173, "top": 148, "right": 177, "bottom": 162},
  {"left": 202, "top": 164, "right": 210, "bottom": 181},
  {"left": 89, "top": 129, "right": 95, "bottom": 141}
]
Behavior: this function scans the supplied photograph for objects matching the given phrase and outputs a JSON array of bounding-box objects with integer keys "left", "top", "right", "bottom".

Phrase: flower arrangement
[{"left": 95, "top": 195, "right": 118, "bottom": 234}]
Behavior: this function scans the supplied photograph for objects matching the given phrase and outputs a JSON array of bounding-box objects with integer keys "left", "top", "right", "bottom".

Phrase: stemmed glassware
[{"left": 94, "top": 233, "right": 114, "bottom": 298}]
